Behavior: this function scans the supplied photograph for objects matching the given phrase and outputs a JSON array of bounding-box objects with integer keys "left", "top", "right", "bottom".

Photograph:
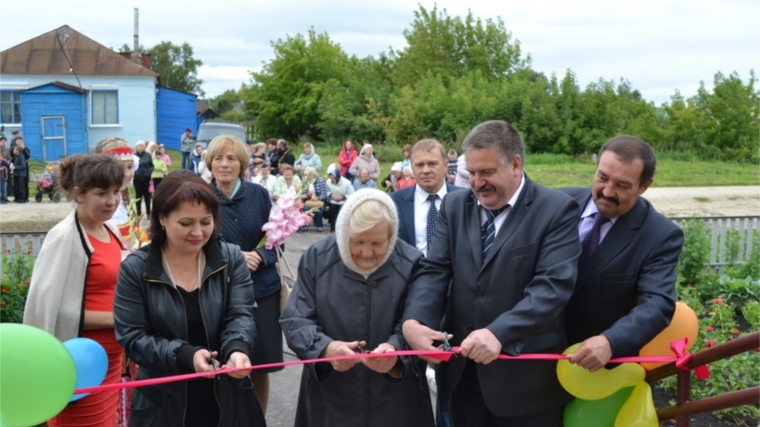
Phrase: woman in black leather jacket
[{"left": 114, "top": 170, "right": 266, "bottom": 427}]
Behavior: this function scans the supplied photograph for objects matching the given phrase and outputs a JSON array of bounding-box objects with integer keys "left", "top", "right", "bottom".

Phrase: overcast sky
[{"left": 1, "top": 0, "right": 757, "bottom": 106}]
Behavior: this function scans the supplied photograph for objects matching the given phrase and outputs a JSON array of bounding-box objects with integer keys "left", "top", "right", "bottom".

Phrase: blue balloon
[{"left": 63, "top": 338, "right": 108, "bottom": 402}]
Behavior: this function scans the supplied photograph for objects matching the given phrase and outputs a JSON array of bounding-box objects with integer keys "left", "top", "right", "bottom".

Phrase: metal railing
[{"left": 646, "top": 331, "right": 760, "bottom": 426}]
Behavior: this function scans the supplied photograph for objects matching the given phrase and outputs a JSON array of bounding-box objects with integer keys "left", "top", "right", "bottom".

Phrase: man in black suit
[
  {"left": 403, "top": 121, "right": 581, "bottom": 426},
  {"left": 562, "top": 135, "right": 684, "bottom": 371},
  {"left": 390, "top": 139, "right": 460, "bottom": 256}
]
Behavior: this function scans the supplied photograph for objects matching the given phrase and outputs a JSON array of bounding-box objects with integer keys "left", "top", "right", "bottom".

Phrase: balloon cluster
[
  {"left": 557, "top": 302, "right": 699, "bottom": 427},
  {"left": 0, "top": 324, "right": 108, "bottom": 427}
]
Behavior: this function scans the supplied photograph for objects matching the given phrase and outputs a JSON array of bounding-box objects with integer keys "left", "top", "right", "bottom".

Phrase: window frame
[
  {"left": 90, "top": 88, "right": 119, "bottom": 126},
  {"left": 0, "top": 90, "right": 23, "bottom": 125}
]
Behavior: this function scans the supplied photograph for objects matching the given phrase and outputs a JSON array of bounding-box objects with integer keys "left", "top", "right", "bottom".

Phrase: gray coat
[{"left": 280, "top": 235, "right": 434, "bottom": 427}]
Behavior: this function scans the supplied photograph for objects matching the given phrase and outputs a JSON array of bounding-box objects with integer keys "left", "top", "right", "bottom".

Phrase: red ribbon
[
  {"left": 74, "top": 340, "right": 705, "bottom": 395},
  {"left": 670, "top": 338, "right": 710, "bottom": 380}
]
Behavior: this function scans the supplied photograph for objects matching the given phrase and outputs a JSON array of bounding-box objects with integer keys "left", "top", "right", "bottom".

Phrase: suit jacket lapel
[
  {"left": 466, "top": 193, "right": 484, "bottom": 267},
  {"left": 576, "top": 195, "right": 647, "bottom": 286},
  {"left": 481, "top": 178, "right": 533, "bottom": 269},
  {"left": 402, "top": 189, "right": 416, "bottom": 246}
]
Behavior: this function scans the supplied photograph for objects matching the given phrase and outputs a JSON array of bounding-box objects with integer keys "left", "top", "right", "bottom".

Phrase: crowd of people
[{"left": 17, "top": 120, "right": 684, "bottom": 427}]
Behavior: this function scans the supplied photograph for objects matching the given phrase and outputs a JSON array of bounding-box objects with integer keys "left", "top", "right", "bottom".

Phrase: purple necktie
[{"left": 578, "top": 212, "right": 610, "bottom": 268}]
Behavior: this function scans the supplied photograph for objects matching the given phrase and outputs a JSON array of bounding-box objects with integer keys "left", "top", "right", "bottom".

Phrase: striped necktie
[{"left": 481, "top": 205, "right": 508, "bottom": 258}]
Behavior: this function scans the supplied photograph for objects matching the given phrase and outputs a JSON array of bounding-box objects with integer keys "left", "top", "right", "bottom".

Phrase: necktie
[
  {"left": 481, "top": 206, "right": 508, "bottom": 258},
  {"left": 578, "top": 212, "right": 610, "bottom": 268},
  {"left": 426, "top": 194, "right": 439, "bottom": 252}
]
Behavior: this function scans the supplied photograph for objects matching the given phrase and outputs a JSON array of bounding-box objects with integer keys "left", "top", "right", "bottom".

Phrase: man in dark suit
[
  {"left": 391, "top": 139, "right": 460, "bottom": 256},
  {"left": 562, "top": 135, "right": 684, "bottom": 371},
  {"left": 403, "top": 120, "right": 581, "bottom": 426}
]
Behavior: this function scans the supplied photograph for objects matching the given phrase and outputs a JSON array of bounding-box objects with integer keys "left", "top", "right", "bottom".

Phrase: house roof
[
  {"left": 0, "top": 25, "right": 158, "bottom": 77},
  {"left": 24, "top": 81, "right": 90, "bottom": 94}
]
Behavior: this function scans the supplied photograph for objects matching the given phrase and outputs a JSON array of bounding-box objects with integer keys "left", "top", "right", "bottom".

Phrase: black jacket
[
  {"left": 114, "top": 240, "right": 265, "bottom": 426},
  {"left": 134, "top": 151, "right": 154, "bottom": 179}
]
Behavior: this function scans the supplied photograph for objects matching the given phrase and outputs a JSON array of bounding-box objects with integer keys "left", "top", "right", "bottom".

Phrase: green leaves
[{"left": 149, "top": 41, "right": 204, "bottom": 96}]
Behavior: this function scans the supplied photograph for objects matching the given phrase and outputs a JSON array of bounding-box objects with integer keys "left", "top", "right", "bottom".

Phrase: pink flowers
[{"left": 259, "top": 185, "right": 312, "bottom": 249}]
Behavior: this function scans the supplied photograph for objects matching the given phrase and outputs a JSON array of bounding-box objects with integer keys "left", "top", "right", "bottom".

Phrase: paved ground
[{"left": 267, "top": 229, "right": 325, "bottom": 426}]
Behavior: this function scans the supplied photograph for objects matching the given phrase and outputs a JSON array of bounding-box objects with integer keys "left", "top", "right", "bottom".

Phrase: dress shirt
[
  {"left": 578, "top": 197, "right": 617, "bottom": 244},
  {"left": 478, "top": 173, "right": 526, "bottom": 235},
  {"left": 414, "top": 183, "right": 449, "bottom": 256}
]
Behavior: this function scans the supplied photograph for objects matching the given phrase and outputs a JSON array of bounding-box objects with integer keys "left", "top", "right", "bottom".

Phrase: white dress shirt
[
  {"left": 478, "top": 173, "right": 526, "bottom": 236},
  {"left": 413, "top": 183, "right": 449, "bottom": 256}
]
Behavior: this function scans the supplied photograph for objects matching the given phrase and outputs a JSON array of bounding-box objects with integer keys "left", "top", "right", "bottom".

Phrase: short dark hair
[
  {"left": 598, "top": 135, "right": 656, "bottom": 186},
  {"left": 57, "top": 154, "right": 124, "bottom": 197},
  {"left": 0, "top": 136, "right": 6, "bottom": 142},
  {"left": 149, "top": 170, "right": 220, "bottom": 245},
  {"left": 461, "top": 120, "right": 524, "bottom": 167}
]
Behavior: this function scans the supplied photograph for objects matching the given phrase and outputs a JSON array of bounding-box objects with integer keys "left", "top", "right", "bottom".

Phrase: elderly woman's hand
[
  {"left": 361, "top": 343, "right": 398, "bottom": 374},
  {"left": 223, "top": 351, "right": 252, "bottom": 379},
  {"left": 322, "top": 340, "right": 366, "bottom": 372}
]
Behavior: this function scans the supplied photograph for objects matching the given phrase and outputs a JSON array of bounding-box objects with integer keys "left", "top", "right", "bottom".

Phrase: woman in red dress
[{"left": 24, "top": 154, "right": 127, "bottom": 426}]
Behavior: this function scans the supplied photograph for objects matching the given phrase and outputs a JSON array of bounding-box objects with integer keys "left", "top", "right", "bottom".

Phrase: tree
[
  {"left": 390, "top": 5, "right": 530, "bottom": 86},
  {"left": 211, "top": 89, "right": 242, "bottom": 116},
  {"left": 148, "top": 41, "right": 204, "bottom": 96},
  {"left": 246, "top": 29, "right": 350, "bottom": 141}
]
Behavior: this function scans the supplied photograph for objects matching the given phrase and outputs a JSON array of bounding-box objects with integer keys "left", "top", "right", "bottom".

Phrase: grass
[{"left": 20, "top": 148, "right": 760, "bottom": 196}]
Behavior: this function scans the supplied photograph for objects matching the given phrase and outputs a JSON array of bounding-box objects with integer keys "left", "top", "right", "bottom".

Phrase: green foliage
[
  {"left": 246, "top": 28, "right": 351, "bottom": 141},
  {"left": 677, "top": 220, "right": 711, "bottom": 286},
  {"left": 389, "top": 5, "right": 529, "bottom": 86},
  {"left": 662, "top": 279, "right": 760, "bottom": 424},
  {"left": 0, "top": 242, "right": 34, "bottom": 323},
  {"left": 149, "top": 41, "right": 204, "bottom": 96},
  {"left": 239, "top": 6, "right": 758, "bottom": 163},
  {"left": 211, "top": 89, "right": 243, "bottom": 116}
]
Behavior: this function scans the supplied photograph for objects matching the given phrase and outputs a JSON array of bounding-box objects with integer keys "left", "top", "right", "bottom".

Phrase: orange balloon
[{"left": 639, "top": 302, "right": 698, "bottom": 370}]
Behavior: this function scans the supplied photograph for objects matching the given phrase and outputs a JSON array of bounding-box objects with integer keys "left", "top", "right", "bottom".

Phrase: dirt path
[{"left": 0, "top": 186, "right": 758, "bottom": 233}]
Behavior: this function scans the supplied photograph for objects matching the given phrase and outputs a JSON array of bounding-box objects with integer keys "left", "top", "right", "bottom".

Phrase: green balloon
[
  {"left": 0, "top": 412, "right": 9, "bottom": 427},
  {"left": 564, "top": 386, "right": 635, "bottom": 427},
  {"left": 0, "top": 324, "right": 76, "bottom": 426}
]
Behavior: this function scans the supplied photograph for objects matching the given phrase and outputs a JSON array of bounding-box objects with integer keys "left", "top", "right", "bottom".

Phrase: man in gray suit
[
  {"left": 391, "top": 139, "right": 460, "bottom": 256},
  {"left": 403, "top": 120, "right": 581, "bottom": 426},
  {"left": 562, "top": 135, "right": 684, "bottom": 371}
]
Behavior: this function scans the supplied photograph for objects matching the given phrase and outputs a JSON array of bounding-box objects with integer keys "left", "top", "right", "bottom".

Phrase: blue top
[
  {"left": 212, "top": 180, "right": 280, "bottom": 298},
  {"left": 352, "top": 179, "right": 377, "bottom": 191}
]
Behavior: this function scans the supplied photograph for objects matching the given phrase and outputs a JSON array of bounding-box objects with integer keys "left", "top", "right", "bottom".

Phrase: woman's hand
[
  {"left": 321, "top": 340, "right": 366, "bottom": 372},
  {"left": 242, "top": 250, "right": 262, "bottom": 272},
  {"left": 362, "top": 343, "right": 397, "bottom": 374},
  {"left": 193, "top": 350, "right": 220, "bottom": 379},
  {"left": 222, "top": 352, "right": 252, "bottom": 379}
]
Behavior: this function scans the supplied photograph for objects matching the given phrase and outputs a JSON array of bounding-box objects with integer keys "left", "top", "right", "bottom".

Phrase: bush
[
  {"left": 0, "top": 241, "right": 34, "bottom": 323},
  {"left": 677, "top": 219, "right": 711, "bottom": 286}
]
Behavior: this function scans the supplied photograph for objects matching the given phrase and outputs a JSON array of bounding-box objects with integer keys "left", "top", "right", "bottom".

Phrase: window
[
  {"left": 91, "top": 90, "right": 119, "bottom": 125},
  {"left": 1, "top": 91, "right": 22, "bottom": 124}
]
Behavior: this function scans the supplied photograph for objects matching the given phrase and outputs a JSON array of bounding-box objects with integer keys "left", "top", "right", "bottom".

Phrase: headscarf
[{"left": 335, "top": 189, "right": 399, "bottom": 278}]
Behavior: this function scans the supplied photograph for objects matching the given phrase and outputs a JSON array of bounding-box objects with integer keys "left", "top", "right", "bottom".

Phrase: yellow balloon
[
  {"left": 614, "top": 382, "right": 658, "bottom": 427},
  {"left": 640, "top": 302, "right": 699, "bottom": 370},
  {"left": 557, "top": 344, "right": 646, "bottom": 400}
]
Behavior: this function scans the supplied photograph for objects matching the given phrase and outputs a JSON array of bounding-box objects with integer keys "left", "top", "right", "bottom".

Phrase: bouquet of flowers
[{"left": 258, "top": 185, "right": 313, "bottom": 249}]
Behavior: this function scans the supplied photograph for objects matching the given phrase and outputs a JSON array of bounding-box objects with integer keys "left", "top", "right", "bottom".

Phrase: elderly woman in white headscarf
[
  {"left": 280, "top": 189, "right": 434, "bottom": 427},
  {"left": 348, "top": 143, "right": 381, "bottom": 183}
]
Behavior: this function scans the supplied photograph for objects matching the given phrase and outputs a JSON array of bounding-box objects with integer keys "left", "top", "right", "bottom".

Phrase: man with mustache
[
  {"left": 561, "top": 135, "right": 684, "bottom": 371},
  {"left": 403, "top": 120, "right": 581, "bottom": 426}
]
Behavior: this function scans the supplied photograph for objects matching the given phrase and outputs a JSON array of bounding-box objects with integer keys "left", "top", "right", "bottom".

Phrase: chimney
[{"left": 131, "top": 8, "right": 141, "bottom": 65}]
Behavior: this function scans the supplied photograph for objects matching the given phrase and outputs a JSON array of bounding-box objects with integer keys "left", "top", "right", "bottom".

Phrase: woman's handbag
[
  {"left": 275, "top": 245, "right": 296, "bottom": 312},
  {"left": 304, "top": 199, "right": 324, "bottom": 209}
]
